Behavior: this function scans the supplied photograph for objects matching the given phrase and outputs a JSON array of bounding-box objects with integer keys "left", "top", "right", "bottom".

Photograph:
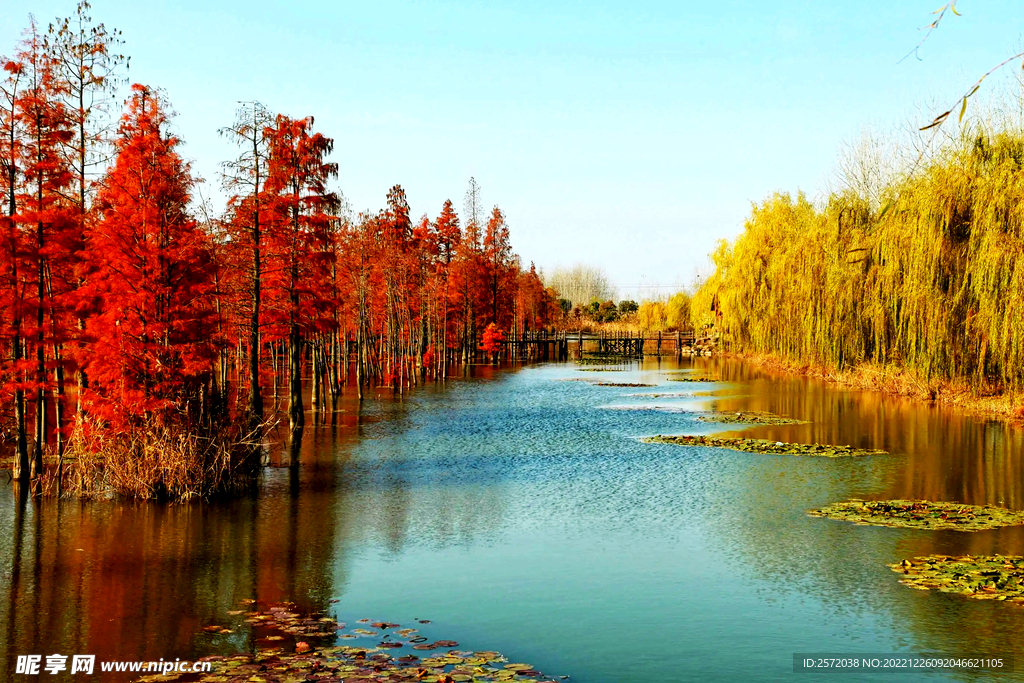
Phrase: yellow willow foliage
[
  {"left": 665, "top": 292, "right": 692, "bottom": 330},
  {"left": 694, "top": 129, "right": 1024, "bottom": 391},
  {"left": 638, "top": 301, "right": 666, "bottom": 331}
]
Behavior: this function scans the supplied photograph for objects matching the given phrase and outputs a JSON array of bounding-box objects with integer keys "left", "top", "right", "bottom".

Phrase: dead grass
[{"left": 36, "top": 419, "right": 266, "bottom": 501}]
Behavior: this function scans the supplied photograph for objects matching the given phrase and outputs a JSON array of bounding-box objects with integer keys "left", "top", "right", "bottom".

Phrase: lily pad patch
[
  {"left": 890, "top": 555, "right": 1024, "bottom": 604},
  {"left": 642, "top": 435, "right": 889, "bottom": 457},
  {"left": 697, "top": 411, "right": 807, "bottom": 426},
  {"left": 139, "top": 645, "right": 557, "bottom": 683},
  {"left": 810, "top": 500, "right": 1024, "bottom": 531},
  {"left": 136, "top": 602, "right": 562, "bottom": 683},
  {"left": 665, "top": 373, "right": 720, "bottom": 383}
]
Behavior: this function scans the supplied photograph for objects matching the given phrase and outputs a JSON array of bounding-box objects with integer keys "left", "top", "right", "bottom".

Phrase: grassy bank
[{"left": 694, "top": 124, "right": 1024, "bottom": 419}]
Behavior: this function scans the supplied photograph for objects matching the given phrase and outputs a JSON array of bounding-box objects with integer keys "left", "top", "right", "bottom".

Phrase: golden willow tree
[
  {"left": 694, "top": 129, "right": 1024, "bottom": 395},
  {"left": 695, "top": 3, "right": 1024, "bottom": 398}
]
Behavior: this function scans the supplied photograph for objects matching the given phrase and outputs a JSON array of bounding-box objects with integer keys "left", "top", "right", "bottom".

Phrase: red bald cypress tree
[
  {"left": 483, "top": 205, "right": 513, "bottom": 329},
  {"left": 262, "top": 114, "right": 337, "bottom": 432},
  {"left": 82, "top": 85, "right": 215, "bottom": 428},
  {"left": 0, "top": 55, "right": 31, "bottom": 479},
  {"left": 14, "top": 19, "right": 75, "bottom": 479}
]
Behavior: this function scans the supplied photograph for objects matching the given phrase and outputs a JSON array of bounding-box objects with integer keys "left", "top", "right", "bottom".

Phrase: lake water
[{"left": 2, "top": 357, "right": 1024, "bottom": 681}]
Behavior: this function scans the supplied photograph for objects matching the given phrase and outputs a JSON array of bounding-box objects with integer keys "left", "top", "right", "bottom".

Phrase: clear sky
[{"left": 2, "top": 1, "right": 1022, "bottom": 300}]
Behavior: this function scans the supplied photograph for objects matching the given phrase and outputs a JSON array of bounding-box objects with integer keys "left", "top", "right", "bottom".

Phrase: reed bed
[{"left": 38, "top": 421, "right": 262, "bottom": 501}]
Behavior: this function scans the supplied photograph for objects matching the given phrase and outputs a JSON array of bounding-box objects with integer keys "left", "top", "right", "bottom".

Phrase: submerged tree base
[
  {"left": 136, "top": 602, "right": 558, "bottom": 683},
  {"left": 697, "top": 411, "right": 807, "bottom": 426},
  {"left": 643, "top": 435, "right": 888, "bottom": 457},
  {"left": 890, "top": 555, "right": 1024, "bottom": 603},
  {"left": 810, "top": 500, "right": 1024, "bottom": 531}
]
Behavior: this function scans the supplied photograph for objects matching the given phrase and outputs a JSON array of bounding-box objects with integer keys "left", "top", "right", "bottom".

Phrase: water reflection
[
  {"left": 688, "top": 357, "right": 1024, "bottom": 679},
  {"left": 2, "top": 358, "right": 1024, "bottom": 682},
  {"left": 0, "top": 376, "right": 518, "bottom": 680},
  {"left": 700, "top": 357, "right": 1024, "bottom": 509}
]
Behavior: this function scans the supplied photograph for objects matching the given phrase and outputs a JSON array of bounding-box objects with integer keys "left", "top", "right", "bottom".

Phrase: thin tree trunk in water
[
  {"left": 356, "top": 323, "right": 363, "bottom": 401},
  {"left": 33, "top": 215, "right": 46, "bottom": 480},
  {"left": 12, "top": 335, "right": 28, "bottom": 481},
  {"left": 330, "top": 329, "right": 339, "bottom": 402},
  {"left": 75, "top": 76, "right": 89, "bottom": 421},
  {"left": 5, "top": 97, "right": 27, "bottom": 480},
  {"left": 397, "top": 320, "right": 403, "bottom": 392},
  {"left": 441, "top": 279, "right": 449, "bottom": 382},
  {"left": 247, "top": 191, "right": 263, "bottom": 433},
  {"left": 43, "top": 265, "right": 65, "bottom": 464},
  {"left": 344, "top": 333, "right": 350, "bottom": 386},
  {"left": 76, "top": 318, "right": 87, "bottom": 418},
  {"left": 53, "top": 349, "right": 65, "bottom": 456},
  {"left": 271, "top": 341, "right": 279, "bottom": 411},
  {"left": 418, "top": 300, "right": 427, "bottom": 379},
  {"left": 311, "top": 336, "right": 321, "bottom": 410},
  {"left": 33, "top": 350, "right": 46, "bottom": 480},
  {"left": 288, "top": 315, "right": 304, "bottom": 432}
]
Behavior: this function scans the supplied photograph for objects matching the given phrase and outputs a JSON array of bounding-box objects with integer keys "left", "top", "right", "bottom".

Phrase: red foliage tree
[
  {"left": 0, "top": 54, "right": 30, "bottom": 478},
  {"left": 478, "top": 322, "right": 504, "bottom": 363},
  {"left": 14, "top": 20, "right": 75, "bottom": 477},
  {"left": 483, "top": 205, "right": 514, "bottom": 329},
  {"left": 82, "top": 85, "right": 215, "bottom": 428},
  {"left": 262, "top": 114, "right": 337, "bottom": 431},
  {"left": 220, "top": 101, "right": 274, "bottom": 431}
]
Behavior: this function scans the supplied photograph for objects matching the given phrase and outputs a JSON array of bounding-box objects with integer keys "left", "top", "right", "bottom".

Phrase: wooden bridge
[{"left": 495, "top": 328, "right": 712, "bottom": 361}]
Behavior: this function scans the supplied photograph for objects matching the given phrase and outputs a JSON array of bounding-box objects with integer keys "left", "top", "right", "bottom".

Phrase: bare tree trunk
[
  {"left": 311, "top": 336, "right": 321, "bottom": 410},
  {"left": 288, "top": 304, "right": 304, "bottom": 433},
  {"left": 32, "top": 213, "right": 46, "bottom": 480},
  {"left": 12, "top": 335, "right": 28, "bottom": 481}
]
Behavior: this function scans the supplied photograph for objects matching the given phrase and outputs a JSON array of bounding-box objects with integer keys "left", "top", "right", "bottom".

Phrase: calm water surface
[{"left": 2, "top": 357, "right": 1024, "bottom": 682}]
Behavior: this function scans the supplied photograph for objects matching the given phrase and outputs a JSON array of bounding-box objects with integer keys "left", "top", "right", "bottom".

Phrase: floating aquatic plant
[
  {"left": 810, "top": 500, "right": 1024, "bottom": 531},
  {"left": 890, "top": 555, "right": 1024, "bottom": 604},
  {"left": 697, "top": 411, "right": 807, "bottom": 425},
  {"left": 665, "top": 373, "right": 720, "bottom": 383},
  {"left": 643, "top": 435, "right": 888, "bottom": 457},
  {"left": 136, "top": 602, "right": 561, "bottom": 683}
]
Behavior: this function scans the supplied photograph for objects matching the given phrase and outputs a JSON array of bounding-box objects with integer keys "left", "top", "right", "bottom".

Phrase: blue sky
[{"left": 2, "top": 1, "right": 1022, "bottom": 299}]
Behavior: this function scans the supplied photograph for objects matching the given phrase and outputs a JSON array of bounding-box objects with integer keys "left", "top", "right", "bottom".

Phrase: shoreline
[{"left": 723, "top": 351, "right": 1024, "bottom": 423}]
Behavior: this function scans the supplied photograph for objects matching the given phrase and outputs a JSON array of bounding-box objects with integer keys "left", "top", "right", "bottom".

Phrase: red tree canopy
[{"left": 82, "top": 84, "right": 216, "bottom": 426}]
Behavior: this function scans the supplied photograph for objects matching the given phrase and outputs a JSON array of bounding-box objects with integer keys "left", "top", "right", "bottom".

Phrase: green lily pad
[
  {"left": 153, "top": 603, "right": 561, "bottom": 683},
  {"left": 697, "top": 411, "right": 807, "bottom": 426},
  {"left": 810, "top": 500, "right": 1024, "bottom": 531},
  {"left": 643, "top": 434, "right": 889, "bottom": 457},
  {"left": 890, "top": 555, "right": 1024, "bottom": 604},
  {"left": 665, "top": 373, "right": 720, "bottom": 382}
]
